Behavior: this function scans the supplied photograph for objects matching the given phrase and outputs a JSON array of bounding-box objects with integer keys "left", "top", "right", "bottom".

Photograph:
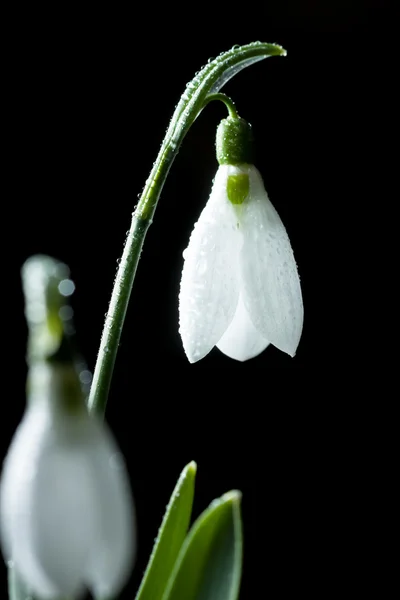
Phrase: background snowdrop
[{"left": 0, "top": 256, "right": 135, "bottom": 599}]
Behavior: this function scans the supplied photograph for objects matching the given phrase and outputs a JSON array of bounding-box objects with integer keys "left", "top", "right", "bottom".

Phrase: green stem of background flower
[{"left": 87, "top": 42, "right": 286, "bottom": 417}]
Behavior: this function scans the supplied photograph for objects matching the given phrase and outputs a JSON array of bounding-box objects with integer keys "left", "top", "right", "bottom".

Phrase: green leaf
[
  {"left": 162, "top": 490, "right": 243, "bottom": 600},
  {"left": 8, "top": 566, "right": 29, "bottom": 600},
  {"left": 135, "top": 461, "right": 197, "bottom": 600},
  {"left": 7, "top": 566, "right": 45, "bottom": 600}
]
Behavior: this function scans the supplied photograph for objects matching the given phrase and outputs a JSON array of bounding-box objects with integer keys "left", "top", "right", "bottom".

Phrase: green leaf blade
[
  {"left": 135, "top": 461, "right": 197, "bottom": 600},
  {"left": 162, "top": 490, "right": 243, "bottom": 600},
  {"left": 8, "top": 566, "right": 30, "bottom": 600},
  {"left": 7, "top": 566, "right": 48, "bottom": 600}
]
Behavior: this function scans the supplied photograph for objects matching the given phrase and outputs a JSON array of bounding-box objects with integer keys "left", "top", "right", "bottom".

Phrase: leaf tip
[
  {"left": 186, "top": 460, "right": 197, "bottom": 475},
  {"left": 221, "top": 490, "right": 242, "bottom": 505}
]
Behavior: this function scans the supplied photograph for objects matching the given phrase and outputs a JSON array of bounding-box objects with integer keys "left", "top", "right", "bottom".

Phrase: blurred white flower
[
  {"left": 0, "top": 366, "right": 135, "bottom": 599},
  {"left": 179, "top": 163, "right": 303, "bottom": 362}
]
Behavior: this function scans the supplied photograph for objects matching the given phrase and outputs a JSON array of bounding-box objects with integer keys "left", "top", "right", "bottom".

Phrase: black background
[{"left": 1, "top": 1, "right": 384, "bottom": 598}]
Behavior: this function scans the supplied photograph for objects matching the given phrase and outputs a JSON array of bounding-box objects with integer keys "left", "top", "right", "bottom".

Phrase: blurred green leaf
[
  {"left": 162, "top": 490, "right": 243, "bottom": 600},
  {"left": 8, "top": 567, "right": 28, "bottom": 600},
  {"left": 8, "top": 566, "right": 43, "bottom": 600},
  {"left": 135, "top": 461, "right": 197, "bottom": 600}
]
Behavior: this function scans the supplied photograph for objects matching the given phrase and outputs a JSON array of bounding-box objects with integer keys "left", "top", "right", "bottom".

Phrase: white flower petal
[
  {"left": 240, "top": 166, "right": 303, "bottom": 356},
  {"left": 84, "top": 422, "right": 135, "bottom": 599},
  {"left": 0, "top": 408, "right": 135, "bottom": 599},
  {"left": 1, "top": 408, "right": 96, "bottom": 598},
  {"left": 216, "top": 292, "right": 270, "bottom": 361},
  {"left": 32, "top": 427, "right": 98, "bottom": 598},
  {"left": 179, "top": 165, "right": 241, "bottom": 362},
  {"left": 0, "top": 409, "right": 61, "bottom": 598}
]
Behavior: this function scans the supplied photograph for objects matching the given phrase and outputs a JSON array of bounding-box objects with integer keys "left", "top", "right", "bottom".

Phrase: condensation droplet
[
  {"left": 59, "top": 305, "right": 74, "bottom": 321},
  {"left": 58, "top": 279, "right": 75, "bottom": 297},
  {"left": 79, "top": 370, "right": 92, "bottom": 385}
]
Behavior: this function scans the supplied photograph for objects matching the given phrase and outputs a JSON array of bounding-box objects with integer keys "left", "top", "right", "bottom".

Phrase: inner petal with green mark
[{"left": 227, "top": 173, "right": 250, "bottom": 205}]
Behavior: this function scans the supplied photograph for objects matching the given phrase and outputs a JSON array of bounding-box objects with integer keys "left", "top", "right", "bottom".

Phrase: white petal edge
[
  {"left": 84, "top": 420, "right": 135, "bottom": 599},
  {"left": 240, "top": 166, "right": 303, "bottom": 356},
  {"left": 216, "top": 292, "right": 270, "bottom": 361},
  {"left": 179, "top": 165, "right": 242, "bottom": 362}
]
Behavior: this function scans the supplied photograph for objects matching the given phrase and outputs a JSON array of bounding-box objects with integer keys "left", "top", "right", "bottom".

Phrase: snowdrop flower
[
  {"left": 0, "top": 256, "right": 135, "bottom": 599},
  {"left": 179, "top": 116, "right": 303, "bottom": 362},
  {"left": 0, "top": 363, "right": 135, "bottom": 599}
]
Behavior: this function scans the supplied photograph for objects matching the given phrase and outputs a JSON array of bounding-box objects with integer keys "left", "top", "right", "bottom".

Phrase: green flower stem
[
  {"left": 87, "top": 214, "right": 151, "bottom": 417},
  {"left": 203, "top": 93, "right": 239, "bottom": 119},
  {"left": 203, "top": 94, "right": 239, "bottom": 119},
  {"left": 88, "top": 42, "right": 286, "bottom": 416}
]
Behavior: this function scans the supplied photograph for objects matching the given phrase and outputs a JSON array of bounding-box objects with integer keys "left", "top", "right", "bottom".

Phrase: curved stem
[
  {"left": 87, "top": 148, "right": 176, "bottom": 417},
  {"left": 203, "top": 93, "right": 239, "bottom": 118},
  {"left": 87, "top": 42, "right": 286, "bottom": 417}
]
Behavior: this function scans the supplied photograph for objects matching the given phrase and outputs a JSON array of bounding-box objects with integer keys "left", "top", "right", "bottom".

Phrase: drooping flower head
[{"left": 179, "top": 115, "right": 303, "bottom": 362}]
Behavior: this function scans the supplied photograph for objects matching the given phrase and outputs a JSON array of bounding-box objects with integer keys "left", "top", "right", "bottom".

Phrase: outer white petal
[
  {"left": 0, "top": 408, "right": 135, "bottom": 600},
  {"left": 216, "top": 293, "right": 270, "bottom": 361},
  {"left": 0, "top": 408, "right": 62, "bottom": 598},
  {"left": 240, "top": 166, "right": 303, "bottom": 356},
  {"left": 84, "top": 421, "right": 135, "bottom": 599},
  {"left": 179, "top": 165, "right": 241, "bottom": 362},
  {"left": 0, "top": 407, "right": 97, "bottom": 598}
]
